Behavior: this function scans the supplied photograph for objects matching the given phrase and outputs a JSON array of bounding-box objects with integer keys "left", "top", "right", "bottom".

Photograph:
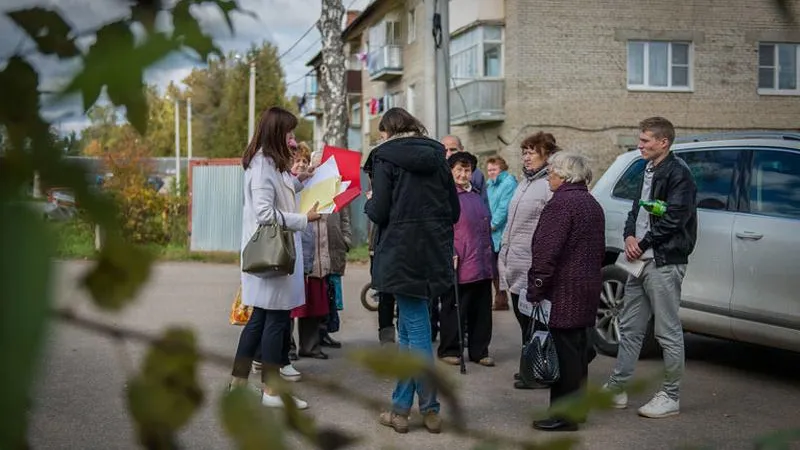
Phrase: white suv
[{"left": 590, "top": 132, "right": 800, "bottom": 357}]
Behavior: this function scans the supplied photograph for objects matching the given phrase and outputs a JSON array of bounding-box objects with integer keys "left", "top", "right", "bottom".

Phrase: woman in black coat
[{"left": 364, "top": 107, "right": 460, "bottom": 434}]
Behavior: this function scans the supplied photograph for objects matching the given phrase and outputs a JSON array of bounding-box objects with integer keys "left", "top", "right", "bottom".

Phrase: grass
[{"left": 50, "top": 219, "right": 370, "bottom": 265}]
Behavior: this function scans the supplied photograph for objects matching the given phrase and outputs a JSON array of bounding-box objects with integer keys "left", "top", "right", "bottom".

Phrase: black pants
[
  {"left": 298, "top": 316, "right": 323, "bottom": 355},
  {"left": 511, "top": 293, "right": 532, "bottom": 345},
  {"left": 378, "top": 292, "right": 396, "bottom": 331},
  {"left": 437, "top": 279, "right": 493, "bottom": 361},
  {"left": 232, "top": 308, "right": 291, "bottom": 382},
  {"left": 549, "top": 327, "right": 590, "bottom": 410}
]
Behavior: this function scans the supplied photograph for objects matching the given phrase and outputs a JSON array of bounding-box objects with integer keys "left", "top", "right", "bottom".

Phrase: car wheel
[{"left": 594, "top": 264, "right": 660, "bottom": 358}]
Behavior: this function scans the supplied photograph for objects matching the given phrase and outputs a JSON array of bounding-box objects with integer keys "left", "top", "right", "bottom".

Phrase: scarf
[{"left": 523, "top": 163, "right": 549, "bottom": 181}]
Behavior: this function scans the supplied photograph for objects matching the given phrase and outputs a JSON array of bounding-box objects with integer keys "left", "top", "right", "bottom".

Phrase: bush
[{"left": 101, "top": 128, "right": 179, "bottom": 245}]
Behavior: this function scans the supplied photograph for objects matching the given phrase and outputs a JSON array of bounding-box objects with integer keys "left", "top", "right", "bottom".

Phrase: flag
[{"left": 322, "top": 145, "right": 362, "bottom": 212}]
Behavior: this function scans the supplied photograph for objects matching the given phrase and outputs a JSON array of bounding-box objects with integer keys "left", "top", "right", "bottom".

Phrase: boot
[{"left": 379, "top": 326, "right": 396, "bottom": 345}]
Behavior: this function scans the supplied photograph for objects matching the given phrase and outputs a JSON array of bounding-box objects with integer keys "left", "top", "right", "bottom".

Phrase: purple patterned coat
[
  {"left": 454, "top": 186, "right": 495, "bottom": 284},
  {"left": 526, "top": 182, "right": 605, "bottom": 329}
]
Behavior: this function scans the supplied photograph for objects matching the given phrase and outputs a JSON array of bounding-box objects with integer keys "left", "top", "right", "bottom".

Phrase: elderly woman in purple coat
[
  {"left": 526, "top": 152, "right": 605, "bottom": 432},
  {"left": 437, "top": 151, "right": 496, "bottom": 367}
]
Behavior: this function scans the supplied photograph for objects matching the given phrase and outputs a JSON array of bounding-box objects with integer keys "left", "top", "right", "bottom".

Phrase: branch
[{"left": 53, "top": 307, "right": 555, "bottom": 449}]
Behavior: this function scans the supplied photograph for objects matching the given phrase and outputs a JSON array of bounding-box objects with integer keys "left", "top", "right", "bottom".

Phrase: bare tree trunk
[{"left": 318, "top": 0, "right": 347, "bottom": 149}]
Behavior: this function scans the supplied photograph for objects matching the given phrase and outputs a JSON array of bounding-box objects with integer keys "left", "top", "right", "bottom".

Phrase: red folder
[{"left": 321, "top": 145, "right": 362, "bottom": 212}]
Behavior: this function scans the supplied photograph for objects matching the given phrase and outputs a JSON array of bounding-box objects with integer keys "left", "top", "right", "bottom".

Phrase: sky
[{"left": 0, "top": 0, "right": 371, "bottom": 135}]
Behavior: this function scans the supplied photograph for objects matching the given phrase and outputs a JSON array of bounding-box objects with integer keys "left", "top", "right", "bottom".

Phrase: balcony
[
  {"left": 368, "top": 45, "right": 403, "bottom": 81},
  {"left": 449, "top": 78, "right": 505, "bottom": 126},
  {"left": 301, "top": 93, "right": 323, "bottom": 117}
]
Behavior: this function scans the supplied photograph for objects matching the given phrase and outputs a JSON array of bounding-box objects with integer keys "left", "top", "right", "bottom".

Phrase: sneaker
[
  {"left": 261, "top": 393, "right": 309, "bottom": 410},
  {"left": 477, "top": 357, "right": 495, "bottom": 367},
  {"left": 251, "top": 361, "right": 262, "bottom": 374},
  {"left": 440, "top": 356, "right": 461, "bottom": 366},
  {"left": 423, "top": 411, "right": 442, "bottom": 434},
  {"left": 379, "top": 411, "right": 409, "bottom": 434},
  {"left": 602, "top": 383, "right": 628, "bottom": 409},
  {"left": 280, "top": 364, "right": 302, "bottom": 382},
  {"left": 638, "top": 391, "right": 679, "bottom": 418}
]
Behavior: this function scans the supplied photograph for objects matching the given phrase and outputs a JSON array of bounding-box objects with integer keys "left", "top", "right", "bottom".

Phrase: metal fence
[{"left": 189, "top": 159, "right": 243, "bottom": 252}]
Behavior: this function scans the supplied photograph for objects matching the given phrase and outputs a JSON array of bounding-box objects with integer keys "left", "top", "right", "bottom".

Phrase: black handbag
[{"left": 519, "top": 302, "right": 560, "bottom": 386}]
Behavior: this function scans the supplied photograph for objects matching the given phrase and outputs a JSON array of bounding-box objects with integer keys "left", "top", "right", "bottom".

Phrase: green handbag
[{"left": 242, "top": 209, "right": 296, "bottom": 277}]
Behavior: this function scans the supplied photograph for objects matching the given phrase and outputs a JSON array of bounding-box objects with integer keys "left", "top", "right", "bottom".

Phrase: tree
[
  {"left": 142, "top": 85, "right": 177, "bottom": 157},
  {"left": 318, "top": 0, "right": 348, "bottom": 148}
]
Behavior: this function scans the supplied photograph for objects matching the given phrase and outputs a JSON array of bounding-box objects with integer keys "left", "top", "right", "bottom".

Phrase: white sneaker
[
  {"left": 602, "top": 383, "right": 628, "bottom": 409},
  {"left": 251, "top": 361, "right": 262, "bottom": 374},
  {"left": 261, "top": 393, "right": 309, "bottom": 410},
  {"left": 280, "top": 364, "right": 302, "bottom": 382},
  {"left": 638, "top": 391, "right": 680, "bottom": 418}
]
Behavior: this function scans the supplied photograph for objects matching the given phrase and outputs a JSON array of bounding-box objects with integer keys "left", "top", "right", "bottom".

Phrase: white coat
[{"left": 240, "top": 152, "right": 307, "bottom": 310}]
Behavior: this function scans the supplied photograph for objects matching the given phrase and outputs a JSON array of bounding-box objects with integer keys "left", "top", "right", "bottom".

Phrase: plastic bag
[{"left": 229, "top": 286, "right": 252, "bottom": 326}]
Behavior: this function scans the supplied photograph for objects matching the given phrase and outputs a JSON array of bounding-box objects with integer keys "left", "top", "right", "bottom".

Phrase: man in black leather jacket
[{"left": 604, "top": 117, "right": 698, "bottom": 420}]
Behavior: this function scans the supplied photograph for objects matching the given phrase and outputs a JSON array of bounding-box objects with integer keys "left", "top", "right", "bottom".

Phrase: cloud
[{"left": 1, "top": 0, "right": 372, "bottom": 134}]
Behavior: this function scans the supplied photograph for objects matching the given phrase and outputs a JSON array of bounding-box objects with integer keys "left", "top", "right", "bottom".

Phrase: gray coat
[
  {"left": 497, "top": 167, "right": 553, "bottom": 295},
  {"left": 327, "top": 206, "right": 352, "bottom": 275}
]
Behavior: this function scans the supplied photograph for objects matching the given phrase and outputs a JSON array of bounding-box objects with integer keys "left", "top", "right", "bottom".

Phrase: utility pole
[
  {"left": 174, "top": 98, "right": 181, "bottom": 195},
  {"left": 187, "top": 97, "right": 193, "bottom": 162},
  {"left": 433, "top": 0, "right": 451, "bottom": 139},
  {"left": 248, "top": 61, "right": 256, "bottom": 141},
  {"left": 318, "top": 0, "right": 348, "bottom": 149}
]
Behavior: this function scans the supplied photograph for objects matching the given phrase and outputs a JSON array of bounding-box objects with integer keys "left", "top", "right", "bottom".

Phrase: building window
[
  {"left": 450, "top": 25, "right": 504, "bottom": 84},
  {"left": 369, "top": 20, "right": 402, "bottom": 50},
  {"left": 759, "top": 43, "right": 800, "bottom": 95},
  {"left": 407, "top": 7, "right": 417, "bottom": 44},
  {"left": 350, "top": 102, "right": 361, "bottom": 128},
  {"left": 407, "top": 84, "right": 416, "bottom": 116},
  {"left": 627, "top": 41, "right": 692, "bottom": 91}
]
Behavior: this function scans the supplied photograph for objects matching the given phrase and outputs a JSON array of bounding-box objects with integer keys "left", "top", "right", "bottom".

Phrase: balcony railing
[
  {"left": 301, "top": 94, "right": 323, "bottom": 117},
  {"left": 449, "top": 78, "right": 505, "bottom": 126},
  {"left": 368, "top": 45, "right": 403, "bottom": 81}
]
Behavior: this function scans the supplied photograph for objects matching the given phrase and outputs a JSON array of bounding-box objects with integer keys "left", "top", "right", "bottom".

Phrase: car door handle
[{"left": 735, "top": 231, "right": 764, "bottom": 240}]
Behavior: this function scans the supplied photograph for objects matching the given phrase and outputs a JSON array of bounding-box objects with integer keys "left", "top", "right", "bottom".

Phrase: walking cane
[{"left": 452, "top": 256, "right": 467, "bottom": 375}]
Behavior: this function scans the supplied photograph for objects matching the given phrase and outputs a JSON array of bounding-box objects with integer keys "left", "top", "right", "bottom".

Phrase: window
[
  {"left": 350, "top": 102, "right": 361, "bottom": 128},
  {"left": 748, "top": 150, "right": 800, "bottom": 219},
  {"left": 406, "top": 84, "right": 416, "bottom": 116},
  {"left": 612, "top": 158, "right": 646, "bottom": 200},
  {"left": 450, "top": 25, "right": 503, "bottom": 84},
  {"left": 679, "top": 150, "right": 740, "bottom": 210},
  {"left": 627, "top": 41, "right": 692, "bottom": 90},
  {"left": 611, "top": 150, "right": 740, "bottom": 210},
  {"left": 758, "top": 43, "right": 800, "bottom": 94},
  {"left": 407, "top": 7, "right": 417, "bottom": 44},
  {"left": 368, "top": 20, "right": 402, "bottom": 50}
]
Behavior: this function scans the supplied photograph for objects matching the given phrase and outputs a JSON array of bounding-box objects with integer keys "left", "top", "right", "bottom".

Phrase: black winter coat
[
  {"left": 624, "top": 152, "right": 698, "bottom": 266},
  {"left": 364, "top": 136, "right": 460, "bottom": 300}
]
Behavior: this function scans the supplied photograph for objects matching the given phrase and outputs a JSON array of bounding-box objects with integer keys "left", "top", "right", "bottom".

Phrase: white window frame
[
  {"left": 407, "top": 7, "right": 417, "bottom": 44},
  {"left": 626, "top": 40, "right": 693, "bottom": 92},
  {"left": 350, "top": 101, "right": 361, "bottom": 128},
  {"left": 758, "top": 43, "right": 800, "bottom": 96},
  {"left": 449, "top": 25, "right": 504, "bottom": 87},
  {"left": 406, "top": 83, "right": 416, "bottom": 116}
]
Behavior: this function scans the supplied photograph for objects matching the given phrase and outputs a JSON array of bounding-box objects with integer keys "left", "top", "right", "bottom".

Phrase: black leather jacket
[{"left": 623, "top": 152, "right": 698, "bottom": 266}]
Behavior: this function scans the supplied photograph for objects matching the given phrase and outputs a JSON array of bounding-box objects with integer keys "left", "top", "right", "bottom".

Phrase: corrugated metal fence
[
  {"left": 189, "top": 159, "right": 243, "bottom": 252},
  {"left": 188, "top": 158, "right": 369, "bottom": 253}
]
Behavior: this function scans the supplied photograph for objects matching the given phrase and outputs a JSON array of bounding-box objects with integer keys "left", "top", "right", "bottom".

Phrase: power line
[{"left": 278, "top": 0, "right": 360, "bottom": 61}]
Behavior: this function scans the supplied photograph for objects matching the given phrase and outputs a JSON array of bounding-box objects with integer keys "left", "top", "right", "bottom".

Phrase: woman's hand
[
  {"left": 365, "top": 190, "right": 372, "bottom": 200},
  {"left": 306, "top": 201, "right": 321, "bottom": 222},
  {"left": 297, "top": 166, "right": 315, "bottom": 182}
]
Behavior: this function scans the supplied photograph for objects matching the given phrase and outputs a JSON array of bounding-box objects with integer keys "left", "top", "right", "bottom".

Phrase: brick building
[{"left": 308, "top": 0, "right": 800, "bottom": 175}]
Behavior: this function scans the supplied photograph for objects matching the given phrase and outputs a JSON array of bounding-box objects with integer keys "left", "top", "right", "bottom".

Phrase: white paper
[
  {"left": 304, "top": 157, "right": 340, "bottom": 189},
  {"left": 532, "top": 330, "right": 550, "bottom": 346},
  {"left": 615, "top": 253, "right": 647, "bottom": 278},
  {"left": 537, "top": 299, "right": 552, "bottom": 324},
  {"left": 518, "top": 288, "right": 534, "bottom": 317}
]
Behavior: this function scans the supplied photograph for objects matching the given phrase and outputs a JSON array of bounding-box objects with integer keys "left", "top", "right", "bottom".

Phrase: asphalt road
[{"left": 29, "top": 261, "right": 800, "bottom": 450}]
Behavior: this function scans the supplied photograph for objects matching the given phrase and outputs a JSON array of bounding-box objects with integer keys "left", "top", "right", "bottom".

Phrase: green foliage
[
  {"left": 220, "top": 388, "right": 287, "bottom": 450},
  {"left": 0, "top": 202, "right": 54, "bottom": 448},
  {"left": 127, "top": 327, "right": 204, "bottom": 449}
]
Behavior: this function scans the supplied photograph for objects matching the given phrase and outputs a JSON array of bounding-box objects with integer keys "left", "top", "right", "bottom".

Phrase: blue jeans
[{"left": 391, "top": 295, "right": 441, "bottom": 415}]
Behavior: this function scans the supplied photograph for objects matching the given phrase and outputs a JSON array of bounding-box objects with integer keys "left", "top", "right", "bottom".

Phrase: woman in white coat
[{"left": 230, "top": 107, "right": 321, "bottom": 409}]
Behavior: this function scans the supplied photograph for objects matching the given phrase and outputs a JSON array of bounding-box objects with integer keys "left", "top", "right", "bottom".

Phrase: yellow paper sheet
[{"left": 299, "top": 176, "right": 339, "bottom": 213}]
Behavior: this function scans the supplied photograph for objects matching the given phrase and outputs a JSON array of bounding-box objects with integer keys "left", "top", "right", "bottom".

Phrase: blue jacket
[{"left": 487, "top": 170, "right": 518, "bottom": 252}]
